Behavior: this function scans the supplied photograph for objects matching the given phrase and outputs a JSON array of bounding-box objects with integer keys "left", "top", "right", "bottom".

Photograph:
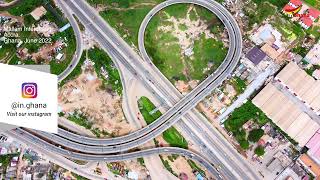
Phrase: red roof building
[
  {"left": 308, "top": 8, "right": 320, "bottom": 20},
  {"left": 289, "top": 0, "right": 302, "bottom": 7},
  {"left": 282, "top": 0, "right": 302, "bottom": 16},
  {"left": 299, "top": 16, "right": 313, "bottom": 29}
]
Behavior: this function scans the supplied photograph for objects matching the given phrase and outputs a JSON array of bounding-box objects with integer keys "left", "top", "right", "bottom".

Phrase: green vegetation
[
  {"left": 3, "top": 0, "right": 75, "bottom": 76},
  {"left": 292, "top": 46, "right": 309, "bottom": 57},
  {"left": 71, "top": 172, "right": 89, "bottom": 180},
  {"left": 66, "top": 111, "right": 111, "bottom": 137},
  {"left": 0, "top": 43, "right": 15, "bottom": 61},
  {"left": 67, "top": 111, "right": 93, "bottom": 130},
  {"left": 251, "top": 0, "right": 288, "bottom": 9},
  {"left": 99, "top": 0, "right": 161, "bottom": 46},
  {"left": 254, "top": 146, "right": 265, "bottom": 156},
  {"left": 268, "top": 120, "right": 299, "bottom": 145},
  {"left": 59, "top": 53, "right": 85, "bottom": 87},
  {"left": 88, "top": 47, "right": 123, "bottom": 95},
  {"left": 0, "top": 153, "right": 19, "bottom": 175},
  {"left": 245, "top": 2, "right": 277, "bottom": 27},
  {"left": 98, "top": 1, "right": 226, "bottom": 83},
  {"left": 163, "top": 127, "right": 188, "bottom": 149},
  {"left": 224, "top": 101, "right": 269, "bottom": 149},
  {"left": 239, "top": 140, "right": 250, "bottom": 150},
  {"left": 304, "top": 0, "right": 320, "bottom": 10},
  {"left": 187, "top": 159, "right": 206, "bottom": 176},
  {"left": 271, "top": 16, "right": 305, "bottom": 41},
  {"left": 145, "top": 4, "right": 227, "bottom": 83},
  {"left": 7, "top": 0, "right": 43, "bottom": 16},
  {"left": 60, "top": 47, "right": 123, "bottom": 96},
  {"left": 49, "top": 28, "right": 76, "bottom": 75},
  {"left": 160, "top": 155, "right": 178, "bottom": 177},
  {"left": 138, "top": 96, "right": 162, "bottom": 125},
  {"left": 231, "top": 77, "right": 247, "bottom": 94},
  {"left": 224, "top": 101, "right": 269, "bottom": 133},
  {"left": 248, "top": 129, "right": 264, "bottom": 143},
  {"left": 106, "top": 163, "right": 122, "bottom": 175},
  {"left": 137, "top": 158, "right": 145, "bottom": 167},
  {"left": 138, "top": 96, "right": 188, "bottom": 149}
]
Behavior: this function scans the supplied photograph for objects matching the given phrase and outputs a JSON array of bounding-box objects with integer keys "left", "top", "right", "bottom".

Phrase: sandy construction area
[{"left": 58, "top": 67, "right": 131, "bottom": 137}]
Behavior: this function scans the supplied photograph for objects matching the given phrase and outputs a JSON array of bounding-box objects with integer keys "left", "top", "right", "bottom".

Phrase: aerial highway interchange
[{"left": 6, "top": 0, "right": 259, "bottom": 179}]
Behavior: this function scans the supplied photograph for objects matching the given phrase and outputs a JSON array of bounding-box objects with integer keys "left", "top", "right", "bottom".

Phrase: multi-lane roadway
[{"left": 12, "top": 0, "right": 259, "bottom": 179}]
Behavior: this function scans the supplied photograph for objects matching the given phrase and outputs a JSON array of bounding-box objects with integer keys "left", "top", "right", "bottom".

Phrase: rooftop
[
  {"left": 308, "top": 8, "right": 320, "bottom": 19},
  {"left": 30, "top": 6, "right": 47, "bottom": 21},
  {"left": 275, "top": 62, "right": 320, "bottom": 113},
  {"left": 245, "top": 46, "right": 267, "bottom": 65},
  {"left": 299, "top": 154, "right": 320, "bottom": 177},
  {"left": 306, "top": 129, "right": 320, "bottom": 164},
  {"left": 305, "top": 41, "right": 320, "bottom": 65},
  {"left": 290, "top": 0, "right": 302, "bottom": 6}
]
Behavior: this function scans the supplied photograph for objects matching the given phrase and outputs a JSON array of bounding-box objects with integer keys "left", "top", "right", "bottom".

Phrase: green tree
[
  {"left": 254, "top": 146, "right": 265, "bottom": 156},
  {"left": 239, "top": 140, "right": 250, "bottom": 150},
  {"left": 248, "top": 129, "right": 264, "bottom": 143}
]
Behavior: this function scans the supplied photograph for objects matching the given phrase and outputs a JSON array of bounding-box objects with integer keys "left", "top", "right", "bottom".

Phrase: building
[
  {"left": 306, "top": 129, "right": 320, "bottom": 164},
  {"left": 305, "top": 41, "right": 320, "bottom": 65},
  {"left": 275, "top": 62, "right": 320, "bottom": 114},
  {"left": 312, "top": 69, "right": 320, "bottom": 80},
  {"left": 245, "top": 46, "right": 267, "bottom": 65},
  {"left": 298, "top": 8, "right": 320, "bottom": 29},
  {"left": 250, "top": 24, "right": 287, "bottom": 60},
  {"left": 55, "top": 53, "right": 64, "bottom": 61},
  {"left": 308, "top": 8, "right": 320, "bottom": 21},
  {"left": 299, "top": 16, "right": 313, "bottom": 29},
  {"left": 30, "top": 6, "right": 47, "bottom": 21},
  {"left": 253, "top": 62, "right": 320, "bottom": 146},
  {"left": 306, "top": 130, "right": 320, "bottom": 164},
  {"left": 298, "top": 154, "right": 320, "bottom": 178},
  {"left": 282, "top": 0, "right": 302, "bottom": 17}
]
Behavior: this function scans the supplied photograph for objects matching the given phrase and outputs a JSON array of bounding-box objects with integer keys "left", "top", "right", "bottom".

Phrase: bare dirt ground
[
  {"left": 58, "top": 65, "right": 132, "bottom": 137},
  {"left": 163, "top": 155, "right": 196, "bottom": 179},
  {"left": 123, "top": 159, "right": 149, "bottom": 179}
]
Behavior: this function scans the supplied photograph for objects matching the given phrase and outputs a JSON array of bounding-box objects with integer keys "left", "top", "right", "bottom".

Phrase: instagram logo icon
[{"left": 22, "top": 83, "right": 37, "bottom": 98}]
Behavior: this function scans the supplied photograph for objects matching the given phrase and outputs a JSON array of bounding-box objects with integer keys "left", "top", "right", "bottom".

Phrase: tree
[
  {"left": 248, "top": 129, "right": 264, "bottom": 142},
  {"left": 239, "top": 140, "right": 250, "bottom": 150},
  {"left": 254, "top": 146, "right": 265, "bottom": 156}
]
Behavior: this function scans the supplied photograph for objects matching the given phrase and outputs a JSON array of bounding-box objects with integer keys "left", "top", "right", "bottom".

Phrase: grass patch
[
  {"left": 187, "top": 159, "right": 206, "bottom": 176},
  {"left": 71, "top": 172, "right": 89, "bottom": 180},
  {"left": 304, "top": 0, "right": 320, "bottom": 9},
  {"left": 66, "top": 110, "right": 111, "bottom": 138},
  {"left": 159, "top": 155, "right": 178, "bottom": 177},
  {"left": 251, "top": 0, "right": 288, "bottom": 9},
  {"left": 7, "top": 0, "right": 43, "bottom": 16},
  {"left": 99, "top": 0, "right": 160, "bottom": 46},
  {"left": 87, "top": 47, "right": 123, "bottom": 95},
  {"left": 137, "top": 96, "right": 188, "bottom": 149},
  {"left": 67, "top": 111, "right": 93, "bottom": 130},
  {"left": 138, "top": 96, "right": 162, "bottom": 124},
  {"left": 271, "top": 15, "right": 305, "bottom": 41},
  {"left": 231, "top": 77, "right": 247, "bottom": 94},
  {"left": 50, "top": 28, "right": 77, "bottom": 75},
  {"left": 145, "top": 5, "right": 226, "bottom": 83},
  {"left": 163, "top": 127, "right": 188, "bottom": 149},
  {"left": 98, "top": 1, "right": 226, "bottom": 83},
  {"left": 245, "top": 2, "right": 277, "bottom": 27}
]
